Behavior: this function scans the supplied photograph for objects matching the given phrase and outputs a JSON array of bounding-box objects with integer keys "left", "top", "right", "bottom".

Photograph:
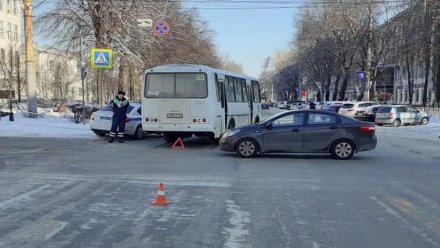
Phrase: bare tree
[
  {"left": 49, "top": 57, "right": 75, "bottom": 103},
  {"left": 38, "top": 0, "right": 222, "bottom": 103}
]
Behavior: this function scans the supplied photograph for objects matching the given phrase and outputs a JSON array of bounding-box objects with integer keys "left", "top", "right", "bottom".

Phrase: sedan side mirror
[{"left": 264, "top": 122, "right": 273, "bottom": 129}]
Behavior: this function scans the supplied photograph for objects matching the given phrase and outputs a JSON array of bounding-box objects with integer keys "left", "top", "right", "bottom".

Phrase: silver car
[
  {"left": 375, "top": 105, "right": 430, "bottom": 127},
  {"left": 90, "top": 103, "right": 145, "bottom": 139}
]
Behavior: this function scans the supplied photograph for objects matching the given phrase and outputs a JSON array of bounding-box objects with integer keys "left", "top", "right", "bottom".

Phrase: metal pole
[
  {"left": 364, "top": 2, "right": 374, "bottom": 101},
  {"left": 80, "top": 37, "right": 86, "bottom": 125},
  {"left": 23, "top": 0, "right": 37, "bottom": 115}
]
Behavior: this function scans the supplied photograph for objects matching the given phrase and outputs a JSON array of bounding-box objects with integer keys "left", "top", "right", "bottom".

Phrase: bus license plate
[{"left": 167, "top": 113, "right": 183, "bottom": 118}]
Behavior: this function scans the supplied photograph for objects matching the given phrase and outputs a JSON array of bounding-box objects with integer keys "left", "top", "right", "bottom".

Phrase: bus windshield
[{"left": 145, "top": 73, "right": 208, "bottom": 98}]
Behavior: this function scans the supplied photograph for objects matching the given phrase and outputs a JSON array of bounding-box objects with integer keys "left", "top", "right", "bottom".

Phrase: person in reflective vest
[{"left": 108, "top": 91, "right": 130, "bottom": 143}]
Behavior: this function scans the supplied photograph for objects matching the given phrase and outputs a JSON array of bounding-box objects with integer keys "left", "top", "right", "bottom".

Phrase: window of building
[
  {"left": 1, "top": 49, "right": 5, "bottom": 63},
  {"left": 0, "top": 21, "right": 3, "bottom": 38},
  {"left": 13, "top": 0, "right": 17, "bottom": 15},
  {"left": 13, "top": 24, "right": 17, "bottom": 41},
  {"left": 7, "top": 23, "right": 11, "bottom": 40}
]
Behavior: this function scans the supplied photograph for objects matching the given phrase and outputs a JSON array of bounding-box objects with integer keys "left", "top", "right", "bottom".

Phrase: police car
[{"left": 90, "top": 103, "right": 145, "bottom": 139}]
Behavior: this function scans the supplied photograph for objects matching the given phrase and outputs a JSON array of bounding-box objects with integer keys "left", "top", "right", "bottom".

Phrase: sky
[{"left": 185, "top": 0, "right": 300, "bottom": 77}]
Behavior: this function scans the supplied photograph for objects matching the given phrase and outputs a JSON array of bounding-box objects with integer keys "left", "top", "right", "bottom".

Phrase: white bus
[{"left": 142, "top": 64, "right": 262, "bottom": 142}]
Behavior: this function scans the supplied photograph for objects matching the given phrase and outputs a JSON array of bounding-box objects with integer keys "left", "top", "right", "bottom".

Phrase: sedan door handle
[
  {"left": 330, "top": 126, "right": 338, "bottom": 130},
  {"left": 292, "top": 128, "right": 300, "bottom": 132}
]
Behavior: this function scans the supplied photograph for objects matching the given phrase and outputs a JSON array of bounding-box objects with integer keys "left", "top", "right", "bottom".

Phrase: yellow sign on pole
[{"left": 91, "top": 48, "right": 113, "bottom": 69}]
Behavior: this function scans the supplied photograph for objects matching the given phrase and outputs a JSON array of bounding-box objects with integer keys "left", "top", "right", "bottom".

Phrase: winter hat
[{"left": 118, "top": 91, "right": 126, "bottom": 95}]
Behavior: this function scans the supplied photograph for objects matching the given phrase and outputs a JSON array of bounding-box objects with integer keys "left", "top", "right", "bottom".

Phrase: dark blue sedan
[{"left": 219, "top": 110, "right": 377, "bottom": 159}]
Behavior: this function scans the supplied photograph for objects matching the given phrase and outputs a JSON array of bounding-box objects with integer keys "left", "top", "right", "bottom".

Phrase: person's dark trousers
[{"left": 110, "top": 115, "right": 126, "bottom": 143}]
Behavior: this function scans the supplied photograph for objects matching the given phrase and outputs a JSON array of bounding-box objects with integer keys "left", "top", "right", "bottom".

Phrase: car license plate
[{"left": 167, "top": 113, "right": 183, "bottom": 118}]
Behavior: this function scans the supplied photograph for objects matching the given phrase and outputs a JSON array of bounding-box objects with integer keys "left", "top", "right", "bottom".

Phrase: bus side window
[
  {"left": 234, "top": 78, "right": 243, "bottom": 102},
  {"left": 252, "top": 81, "right": 261, "bottom": 103},
  {"left": 226, "top": 77, "right": 235, "bottom": 102},
  {"left": 241, "top": 79, "right": 248, "bottom": 102},
  {"left": 215, "top": 74, "right": 221, "bottom": 102}
]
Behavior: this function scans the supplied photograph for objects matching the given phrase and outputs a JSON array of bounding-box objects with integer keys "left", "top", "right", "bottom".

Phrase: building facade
[
  {"left": 0, "top": 0, "right": 21, "bottom": 104},
  {"left": 378, "top": 2, "right": 439, "bottom": 106},
  {"left": 35, "top": 48, "right": 83, "bottom": 102}
]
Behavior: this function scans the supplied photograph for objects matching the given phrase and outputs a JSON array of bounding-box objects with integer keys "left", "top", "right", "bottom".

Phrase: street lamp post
[{"left": 80, "top": 37, "right": 87, "bottom": 125}]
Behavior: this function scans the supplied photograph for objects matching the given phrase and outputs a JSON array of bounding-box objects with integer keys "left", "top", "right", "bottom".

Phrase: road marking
[
  {"left": 369, "top": 196, "right": 439, "bottom": 247},
  {"left": 7, "top": 220, "right": 68, "bottom": 242},
  {"left": 389, "top": 196, "right": 440, "bottom": 237},
  {"left": 223, "top": 200, "right": 251, "bottom": 248},
  {"left": 0, "top": 184, "right": 51, "bottom": 210},
  {"left": 312, "top": 241, "right": 321, "bottom": 248}
]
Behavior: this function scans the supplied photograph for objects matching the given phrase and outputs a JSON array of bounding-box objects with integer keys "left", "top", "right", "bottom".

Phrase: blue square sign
[{"left": 91, "top": 48, "right": 113, "bottom": 69}]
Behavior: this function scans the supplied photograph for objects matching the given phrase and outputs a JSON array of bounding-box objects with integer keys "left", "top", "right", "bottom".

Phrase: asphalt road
[{"left": 1, "top": 118, "right": 440, "bottom": 247}]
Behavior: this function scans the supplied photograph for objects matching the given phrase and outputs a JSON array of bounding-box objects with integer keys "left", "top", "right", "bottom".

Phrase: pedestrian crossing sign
[{"left": 91, "top": 48, "right": 113, "bottom": 69}]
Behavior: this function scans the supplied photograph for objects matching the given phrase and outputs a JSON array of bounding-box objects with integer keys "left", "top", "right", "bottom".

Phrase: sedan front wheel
[{"left": 236, "top": 138, "right": 259, "bottom": 158}]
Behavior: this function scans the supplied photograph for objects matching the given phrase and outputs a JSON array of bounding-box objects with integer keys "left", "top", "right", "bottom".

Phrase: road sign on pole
[
  {"left": 137, "top": 18, "right": 153, "bottom": 28},
  {"left": 91, "top": 48, "right": 113, "bottom": 69},
  {"left": 153, "top": 20, "right": 170, "bottom": 36}
]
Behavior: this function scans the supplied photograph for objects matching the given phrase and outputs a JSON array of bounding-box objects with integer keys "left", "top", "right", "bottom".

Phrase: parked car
[
  {"left": 338, "top": 101, "right": 380, "bottom": 117},
  {"left": 375, "top": 105, "right": 430, "bottom": 127},
  {"left": 322, "top": 102, "right": 344, "bottom": 113},
  {"left": 90, "top": 103, "right": 145, "bottom": 139},
  {"left": 278, "top": 101, "right": 287, "bottom": 109},
  {"left": 354, "top": 106, "right": 382, "bottom": 122},
  {"left": 287, "top": 101, "right": 308, "bottom": 110},
  {"left": 220, "top": 110, "right": 377, "bottom": 159},
  {"left": 262, "top": 103, "right": 270, "bottom": 110}
]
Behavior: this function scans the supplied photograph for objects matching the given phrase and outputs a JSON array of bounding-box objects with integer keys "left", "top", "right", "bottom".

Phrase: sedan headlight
[{"left": 223, "top": 130, "right": 240, "bottom": 138}]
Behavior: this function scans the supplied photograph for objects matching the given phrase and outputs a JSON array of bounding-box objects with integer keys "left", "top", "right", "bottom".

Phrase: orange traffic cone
[{"left": 152, "top": 183, "right": 170, "bottom": 206}]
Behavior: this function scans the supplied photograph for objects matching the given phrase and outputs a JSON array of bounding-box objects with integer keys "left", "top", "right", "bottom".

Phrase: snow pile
[
  {"left": 376, "top": 117, "right": 440, "bottom": 141},
  {"left": 0, "top": 110, "right": 95, "bottom": 139}
]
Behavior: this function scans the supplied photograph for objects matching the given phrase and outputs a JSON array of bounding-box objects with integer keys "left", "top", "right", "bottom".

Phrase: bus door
[
  {"left": 247, "top": 80, "right": 254, "bottom": 124},
  {"left": 215, "top": 74, "right": 227, "bottom": 133},
  {"left": 251, "top": 81, "right": 261, "bottom": 123}
]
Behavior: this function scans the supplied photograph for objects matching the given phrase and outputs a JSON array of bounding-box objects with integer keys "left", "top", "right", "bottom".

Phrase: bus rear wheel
[{"left": 164, "top": 133, "right": 177, "bottom": 143}]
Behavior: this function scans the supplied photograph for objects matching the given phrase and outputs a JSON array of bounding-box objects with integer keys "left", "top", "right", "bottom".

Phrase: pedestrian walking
[{"left": 108, "top": 91, "right": 130, "bottom": 143}]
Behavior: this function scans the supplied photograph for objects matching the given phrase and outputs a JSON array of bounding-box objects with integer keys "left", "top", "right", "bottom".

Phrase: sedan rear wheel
[
  {"left": 420, "top": 117, "right": 429, "bottom": 125},
  {"left": 393, "top": 119, "right": 401, "bottom": 127},
  {"left": 236, "top": 139, "right": 258, "bottom": 158},
  {"left": 93, "top": 131, "right": 106, "bottom": 137},
  {"left": 135, "top": 126, "right": 144, "bottom": 140},
  {"left": 331, "top": 140, "right": 355, "bottom": 160}
]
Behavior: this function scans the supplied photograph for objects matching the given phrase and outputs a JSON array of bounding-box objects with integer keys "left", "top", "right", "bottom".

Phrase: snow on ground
[
  {"left": 376, "top": 117, "right": 440, "bottom": 142},
  {"left": 1, "top": 107, "right": 439, "bottom": 141},
  {"left": 0, "top": 109, "right": 95, "bottom": 139}
]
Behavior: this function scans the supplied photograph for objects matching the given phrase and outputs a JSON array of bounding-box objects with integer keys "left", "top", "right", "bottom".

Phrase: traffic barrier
[
  {"left": 152, "top": 183, "right": 170, "bottom": 206},
  {"left": 172, "top": 137, "right": 185, "bottom": 149}
]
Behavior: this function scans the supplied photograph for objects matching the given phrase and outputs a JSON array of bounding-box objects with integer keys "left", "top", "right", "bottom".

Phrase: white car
[
  {"left": 90, "top": 103, "right": 145, "bottom": 139},
  {"left": 338, "top": 101, "right": 380, "bottom": 117}
]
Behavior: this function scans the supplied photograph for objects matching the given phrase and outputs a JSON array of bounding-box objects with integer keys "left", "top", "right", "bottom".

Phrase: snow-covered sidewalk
[
  {"left": 376, "top": 117, "right": 440, "bottom": 142},
  {"left": 0, "top": 111, "right": 95, "bottom": 139}
]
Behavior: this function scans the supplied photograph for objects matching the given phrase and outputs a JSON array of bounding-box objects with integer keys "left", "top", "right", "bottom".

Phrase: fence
[{"left": 416, "top": 107, "right": 440, "bottom": 118}]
